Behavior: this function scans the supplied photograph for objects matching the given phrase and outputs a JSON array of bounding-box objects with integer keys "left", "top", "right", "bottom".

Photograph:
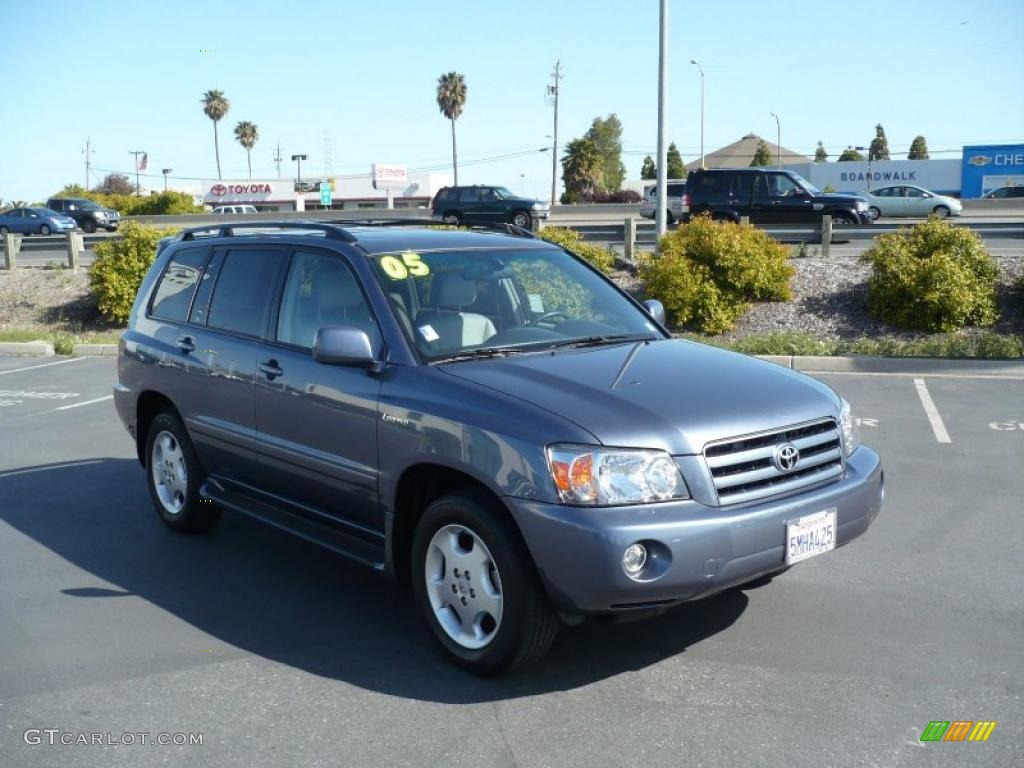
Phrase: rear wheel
[
  {"left": 0, "top": 226, "right": 8, "bottom": 235},
  {"left": 933, "top": 205, "right": 950, "bottom": 219},
  {"left": 145, "top": 411, "right": 221, "bottom": 533},
  {"left": 511, "top": 210, "right": 531, "bottom": 229},
  {"left": 868, "top": 206, "right": 881, "bottom": 221},
  {"left": 411, "top": 490, "right": 558, "bottom": 675},
  {"left": 442, "top": 212, "right": 461, "bottom": 226}
]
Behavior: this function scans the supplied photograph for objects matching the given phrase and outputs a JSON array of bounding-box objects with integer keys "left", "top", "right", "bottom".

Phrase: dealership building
[{"left": 186, "top": 168, "right": 452, "bottom": 212}]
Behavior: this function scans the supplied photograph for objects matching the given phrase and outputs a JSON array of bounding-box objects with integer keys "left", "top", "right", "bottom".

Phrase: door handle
[
  {"left": 259, "top": 360, "right": 284, "bottom": 379},
  {"left": 177, "top": 335, "right": 195, "bottom": 353}
]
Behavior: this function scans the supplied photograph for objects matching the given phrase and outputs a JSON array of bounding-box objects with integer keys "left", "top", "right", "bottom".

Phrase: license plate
[{"left": 785, "top": 508, "right": 837, "bottom": 565}]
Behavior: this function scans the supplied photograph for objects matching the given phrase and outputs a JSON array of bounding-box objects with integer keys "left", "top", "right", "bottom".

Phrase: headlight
[
  {"left": 94, "top": 211, "right": 107, "bottom": 219},
  {"left": 531, "top": 202, "right": 547, "bottom": 210},
  {"left": 547, "top": 445, "right": 689, "bottom": 505},
  {"left": 839, "top": 398, "right": 861, "bottom": 456},
  {"left": 854, "top": 201, "right": 868, "bottom": 211}
]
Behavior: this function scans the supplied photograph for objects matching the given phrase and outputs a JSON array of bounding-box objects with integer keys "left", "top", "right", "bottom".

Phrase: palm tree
[
  {"left": 201, "top": 90, "right": 230, "bottom": 179},
  {"left": 435, "top": 72, "right": 467, "bottom": 184},
  {"left": 234, "top": 121, "right": 259, "bottom": 179}
]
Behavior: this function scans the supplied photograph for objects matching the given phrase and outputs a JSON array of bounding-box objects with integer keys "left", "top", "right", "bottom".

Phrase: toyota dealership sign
[
  {"left": 372, "top": 164, "right": 408, "bottom": 189},
  {"left": 202, "top": 180, "right": 278, "bottom": 203}
]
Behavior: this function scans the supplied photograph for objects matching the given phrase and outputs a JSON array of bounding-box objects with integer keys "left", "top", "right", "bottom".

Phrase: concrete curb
[
  {"left": 72, "top": 343, "right": 118, "bottom": 356},
  {"left": 0, "top": 341, "right": 55, "bottom": 356},
  {"left": 756, "top": 354, "right": 1024, "bottom": 376}
]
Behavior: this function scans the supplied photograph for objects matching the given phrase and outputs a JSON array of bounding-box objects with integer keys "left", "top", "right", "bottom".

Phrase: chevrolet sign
[{"left": 967, "top": 155, "right": 993, "bottom": 167}]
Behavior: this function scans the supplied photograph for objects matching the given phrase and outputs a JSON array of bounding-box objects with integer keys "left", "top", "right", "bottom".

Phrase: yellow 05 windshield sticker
[{"left": 380, "top": 252, "right": 430, "bottom": 280}]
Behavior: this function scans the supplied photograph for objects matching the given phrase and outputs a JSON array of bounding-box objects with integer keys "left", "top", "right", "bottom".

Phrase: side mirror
[
  {"left": 643, "top": 299, "right": 666, "bottom": 326},
  {"left": 313, "top": 326, "right": 376, "bottom": 367}
]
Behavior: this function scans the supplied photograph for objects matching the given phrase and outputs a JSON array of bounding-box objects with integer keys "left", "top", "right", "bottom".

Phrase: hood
[
  {"left": 513, "top": 197, "right": 547, "bottom": 207},
  {"left": 440, "top": 339, "right": 840, "bottom": 455},
  {"left": 819, "top": 192, "right": 866, "bottom": 203}
]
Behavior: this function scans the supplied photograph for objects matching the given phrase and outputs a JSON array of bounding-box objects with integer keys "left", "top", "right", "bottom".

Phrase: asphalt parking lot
[{"left": 0, "top": 354, "right": 1021, "bottom": 768}]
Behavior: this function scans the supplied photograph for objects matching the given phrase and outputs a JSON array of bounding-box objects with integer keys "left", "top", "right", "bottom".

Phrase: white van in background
[
  {"left": 211, "top": 205, "right": 258, "bottom": 215},
  {"left": 639, "top": 180, "right": 688, "bottom": 223}
]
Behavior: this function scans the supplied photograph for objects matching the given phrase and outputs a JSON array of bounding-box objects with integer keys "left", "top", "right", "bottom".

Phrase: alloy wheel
[{"left": 151, "top": 430, "right": 188, "bottom": 516}]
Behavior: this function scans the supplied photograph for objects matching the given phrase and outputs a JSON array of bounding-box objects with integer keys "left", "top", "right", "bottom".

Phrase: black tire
[
  {"left": 39, "top": 224, "right": 51, "bottom": 236},
  {"left": 665, "top": 209, "right": 675, "bottom": 225},
  {"left": 145, "top": 410, "right": 221, "bottom": 533},
  {"left": 0, "top": 226, "right": 8, "bottom": 235},
  {"left": 933, "top": 205, "right": 950, "bottom": 219},
  {"left": 868, "top": 206, "right": 881, "bottom": 221},
  {"left": 830, "top": 212, "right": 854, "bottom": 225},
  {"left": 411, "top": 490, "right": 558, "bottom": 675},
  {"left": 82, "top": 219, "right": 97, "bottom": 234},
  {"left": 511, "top": 210, "right": 532, "bottom": 229},
  {"left": 442, "top": 212, "right": 461, "bottom": 226},
  {"left": 105, "top": 226, "right": 118, "bottom": 233}
]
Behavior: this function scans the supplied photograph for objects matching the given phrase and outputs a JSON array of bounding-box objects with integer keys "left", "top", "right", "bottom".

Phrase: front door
[
  {"left": 254, "top": 247, "right": 383, "bottom": 534},
  {"left": 765, "top": 172, "right": 816, "bottom": 223}
]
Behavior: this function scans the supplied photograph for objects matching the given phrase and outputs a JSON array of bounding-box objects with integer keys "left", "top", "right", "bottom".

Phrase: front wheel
[
  {"left": 830, "top": 212, "right": 854, "bottom": 225},
  {"left": 411, "top": 490, "right": 558, "bottom": 675},
  {"left": 82, "top": 220, "right": 97, "bottom": 233},
  {"left": 145, "top": 411, "right": 221, "bottom": 533},
  {"left": 39, "top": 224, "right": 51, "bottom": 236},
  {"left": 933, "top": 205, "right": 950, "bottom": 219},
  {"left": 511, "top": 210, "right": 531, "bottom": 229},
  {"left": 868, "top": 206, "right": 881, "bottom": 221}
]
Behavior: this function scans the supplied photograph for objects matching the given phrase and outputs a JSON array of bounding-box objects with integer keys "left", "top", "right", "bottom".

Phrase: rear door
[
  {"left": 175, "top": 245, "right": 285, "bottom": 484},
  {"left": 254, "top": 247, "right": 383, "bottom": 533},
  {"left": 457, "top": 187, "right": 484, "bottom": 222}
]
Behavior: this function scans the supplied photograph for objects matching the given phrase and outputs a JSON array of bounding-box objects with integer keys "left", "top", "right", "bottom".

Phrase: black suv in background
[
  {"left": 431, "top": 185, "right": 550, "bottom": 228},
  {"left": 685, "top": 169, "right": 872, "bottom": 225},
  {"left": 46, "top": 197, "right": 121, "bottom": 233}
]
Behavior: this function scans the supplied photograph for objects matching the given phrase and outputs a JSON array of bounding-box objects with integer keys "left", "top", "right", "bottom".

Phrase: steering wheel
[{"left": 528, "top": 310, "right": 570, "bottom": 327}]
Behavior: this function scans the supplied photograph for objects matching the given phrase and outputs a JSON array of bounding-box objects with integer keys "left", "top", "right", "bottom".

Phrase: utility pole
[
  {"left": 129, "top": 150, "right": 146, "bottom": 195},
  {"left": 770, "top": 112, "right": 781, "bottom": 169},
  {"left": 547, "top": 60, "right": 563, "bottom": 207},
  {"left": 273, "top": 142, "right": 283, "bottom": 178},
  {"left": 690, "top": 60, "right": 704, "bottom": 169},
  {"left": 82, "top": 139, "right": 93, "bottom": 190},
  {"left": 162, "top": 169, "right": 173, "bottom": 191},
  {"left": 655, "top": 0, "right": 669, "bottom": 240}
]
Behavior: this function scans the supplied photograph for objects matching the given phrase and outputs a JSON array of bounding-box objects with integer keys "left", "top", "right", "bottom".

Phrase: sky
[{"left": 1, "top": 0, "right": 1022, "bottom": 203}]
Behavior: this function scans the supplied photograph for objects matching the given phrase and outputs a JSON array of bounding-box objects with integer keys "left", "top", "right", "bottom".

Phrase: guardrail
[{"left": 1, "top": 231, "right": 86, "bottom": 270}]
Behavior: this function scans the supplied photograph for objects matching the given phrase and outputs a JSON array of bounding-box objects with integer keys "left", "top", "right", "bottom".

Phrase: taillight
[{"left": 683, "top": 193, "right": 691, "bottom": 207}]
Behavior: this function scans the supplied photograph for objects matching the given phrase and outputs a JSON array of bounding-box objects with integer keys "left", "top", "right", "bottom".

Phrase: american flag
[{"left": 137, "top": 152, "right": 148, "bottom": 171}]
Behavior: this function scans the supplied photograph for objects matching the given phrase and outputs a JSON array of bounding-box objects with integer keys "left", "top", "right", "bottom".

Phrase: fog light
[{"left": 622, "top": 543, "right": 647, "bottom": 575}]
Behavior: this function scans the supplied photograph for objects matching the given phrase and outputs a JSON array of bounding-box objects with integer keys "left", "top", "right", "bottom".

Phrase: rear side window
[
  {"left": 667, "top": 183, "right": 686, "bottom": 197},
  {"left": 458, "top": 188, "right": 481, "bottom": 203},
  {"left": 689, "top": 173, "right": 730, "bottom": 197},
  {"left": 434, "top": 188, "right": 452, "bottom": 203},
  {"left": 150, "top": 248, "right": 210, "bottom": 322},
  {"left": 206, "top": 248, "right": 283, "bottom": 337}
]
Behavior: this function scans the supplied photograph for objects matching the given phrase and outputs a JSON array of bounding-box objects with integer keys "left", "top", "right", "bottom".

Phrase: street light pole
[
  {"left": 548, "top": 60, "right": 562, "bottom": 207},
  {"left": 770, "top": 112, "right": 781, "bottom": 169},
  {"left": 291, "top": 154, "right": 307, "bottom": 187},
  {"left": 655, "top": 0, "right": 669, "bottom": 241},
  {"left": 690, "top": 59, "right": 704, "bottom": 169},
  {"left": 161, "top": 169, "right": 172, "bottom": 192}
]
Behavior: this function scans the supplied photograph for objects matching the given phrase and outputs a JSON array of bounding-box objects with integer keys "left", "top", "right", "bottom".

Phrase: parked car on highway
[
  {"left": 981, "top": 186, "right": 1024, "bottom": 199},
  {"left": 640, "top": 180, "right": 688, "bottom": 223},
  {"left": 46, "top": 197, "right": 121, "bottom": 233},
  {"left": 115, "top": 220, "right": 883, "bottom": 675},
  {"left": 685, "top": 168, "right": 872, "bottom": 225},
  {"left": 212, "top": 205, "right": 258, "bottom": 215},
  {"left": 860, "top": 185, "right": 962, "bottom": 220},
  {"left": 431, "top": 185, "right": 549, "bottom": 228},
  {"left": 0, "top": 207, "right": 77, "bottom": 235}
]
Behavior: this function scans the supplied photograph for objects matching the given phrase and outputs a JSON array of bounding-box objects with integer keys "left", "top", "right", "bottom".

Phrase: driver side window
[{"left": 767, "top": 173, "right": 800, "bottom": 197}]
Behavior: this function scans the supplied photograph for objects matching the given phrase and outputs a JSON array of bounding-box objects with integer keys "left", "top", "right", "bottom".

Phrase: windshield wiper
[
  {"left": 546, "top": 334, "right": 656, "bottom": 350},
  {"left": 431, "top": 346, "right": 531, "bottom": 364}
]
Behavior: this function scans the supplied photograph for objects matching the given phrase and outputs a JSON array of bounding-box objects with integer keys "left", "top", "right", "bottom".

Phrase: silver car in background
[
  {"left": 640, "top": 180, "right": 688, "bottom": 223},
  {"left": 861, "top": 185, "right": 962, "bottom": 220}
]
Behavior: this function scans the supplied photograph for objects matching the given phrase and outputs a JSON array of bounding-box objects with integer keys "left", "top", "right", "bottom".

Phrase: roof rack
[
  {"left": 173, "top": 218, "right": 538, "bottom": 243},
  {"left": 176, "top": 221, "right": 358, "bottom": 242}
]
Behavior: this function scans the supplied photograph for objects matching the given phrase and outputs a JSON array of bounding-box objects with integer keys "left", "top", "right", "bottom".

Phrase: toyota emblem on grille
[{"left": 774, "top": 443, "right": 800, "bottom": 472}]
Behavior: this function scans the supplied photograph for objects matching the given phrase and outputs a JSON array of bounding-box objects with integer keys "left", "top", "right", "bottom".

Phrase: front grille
[{"left": 704, "top": 419, "right": 843, "bottom": 506}]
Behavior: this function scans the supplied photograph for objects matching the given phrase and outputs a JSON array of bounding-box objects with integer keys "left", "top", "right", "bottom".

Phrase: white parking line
[
  {"left": 53, "top": 395, "right": 114, "bottom": 411},
  {"left": 0, "top": 460, "right": 103, "bottom": 479},
  {"left": 0, "top": 357, "right": 90, "bottom": 375},
  {"left": 913, "top": 378, "right": 952, "bottom": 444}
]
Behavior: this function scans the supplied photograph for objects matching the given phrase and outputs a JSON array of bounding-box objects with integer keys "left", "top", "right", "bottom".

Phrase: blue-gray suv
[{"left": 115, "top": 221, "right": 883, "bottom": 675}]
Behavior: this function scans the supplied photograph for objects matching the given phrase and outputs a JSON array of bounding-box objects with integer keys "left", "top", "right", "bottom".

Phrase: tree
[
  {"left": 907, "top": 135, "right": 929, "bottom": 160},
  {"left": 640, "top": 155, "right": 656, "bottom": 180},
  {"left": 54, "top": 183, "right": 91, "bottom": 199},
  {"left": 838, "top": 148, "right": 865, "bottom": 162},
  {"left": 561, "top": 137, "right": 602, "bottom": 203},
  {"left": 201, "top": 90, "right": 230, "bottom": 180},
  {"left": 234, "top": 121, "right": 259, "bottom": 179},
  {"left": 750, "top": 140, "right": 773, "bottom": 167},
  {"left": 815, "top": 141, "right": 828, "bottom": 162},
  {"left": 96, "top": 173, "right": 134, "bottom": 195},
  {"left": 868, "top": 124, "right": 890, "bottom": 161},
  {"left": 584, "top": 114, "right": 627, "bottom": 192},
  {"left": 436, "top": 72, "right": 467, "bottom": 185},
  {"left": 667, "top": 142, "right": 686, "bottom": 178}
]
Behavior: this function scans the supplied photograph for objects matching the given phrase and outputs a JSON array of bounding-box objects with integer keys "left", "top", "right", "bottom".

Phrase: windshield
[
  {"left": 76, "top": 199, "right": 102, "bottom": 210},
  {"left": 368, "top": 246, "right": 662, "bottom": 361},
  {"left": 492, "top": 187, "right": 516, "bottom": 199},
  {"left": 788, "top": 172, "right": 821, "bottom": 195}
]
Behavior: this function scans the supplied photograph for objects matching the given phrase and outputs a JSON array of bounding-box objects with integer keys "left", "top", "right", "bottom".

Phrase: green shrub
[
  {"left": 862, "top": 217, "right": 999, "bottom": 332},
  {"left": 90, "top": 222, "right": 179, "bottom": 323},
  {"left": 539, "top": 226, "right": 615, "bottom": 273},
  {"left": 638, "top": 215, "right": 794, "bottom": 333}
]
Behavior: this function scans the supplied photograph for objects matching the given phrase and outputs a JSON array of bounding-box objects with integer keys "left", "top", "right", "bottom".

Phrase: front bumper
[{"left": 505, "top": 446, "right": 883, "bottom": 614}]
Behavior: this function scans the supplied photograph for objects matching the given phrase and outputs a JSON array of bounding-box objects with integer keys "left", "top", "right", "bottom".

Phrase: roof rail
[
  {"left": 176, "top": 221, "right": 358, "bottom": 242},
  {"left": 331, "top": 218, "right": 537, "bottom": 239}
]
